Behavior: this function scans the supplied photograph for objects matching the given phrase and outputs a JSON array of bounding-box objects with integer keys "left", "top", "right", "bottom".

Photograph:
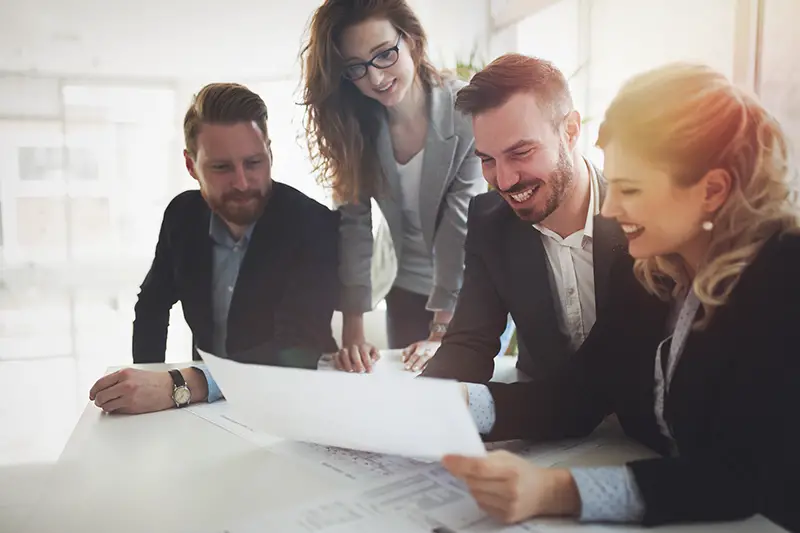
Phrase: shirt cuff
[
  {"left": 193, "top": 364, "right": 223, "bottom": 403},
  {"left": 465, "top": 383, "right": 496, "bottom": 434},
  {"left": 570, "top": 466, "right": 646, "bottom": 523},
  {"left": 427, "top": 285, "right": 458, "bottom": 313}
]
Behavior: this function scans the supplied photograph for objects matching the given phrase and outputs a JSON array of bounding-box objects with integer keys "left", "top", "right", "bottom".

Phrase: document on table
[
  {"left": 226, "top": 463, "right": 538, "bottom": 533},
  {"left": 270, "top": 440, "right": 433, "bottom": 483},
  {"left": 197, "top": 348, "right": 486, "bottom": 460},
  {"left": 185, "top": 401, "right": 282, "bottom": 448}
]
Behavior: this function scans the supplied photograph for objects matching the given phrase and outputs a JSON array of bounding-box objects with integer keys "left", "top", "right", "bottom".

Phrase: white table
[{"left": 11, "top": 354, "right": 786, "bottom": 533}]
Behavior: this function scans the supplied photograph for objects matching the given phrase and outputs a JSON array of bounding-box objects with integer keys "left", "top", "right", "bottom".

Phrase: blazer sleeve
[
  {"left": 229, "top": 210, "right": 340, "bottom": 369},
  {"left": 427, "top": 139, "right": 487, "bottom": 312},
  {"left": 132, "top": 205, "right": 179, "bottom": 364},
  {"left": 421, "top": 198, "right": 508, "bottom": 382},
  {"left": 335, "top": 194, "right": 374, "bottom": 315},
  {"left": 628, "top": 260, "right": 800, "bottom": 529}
]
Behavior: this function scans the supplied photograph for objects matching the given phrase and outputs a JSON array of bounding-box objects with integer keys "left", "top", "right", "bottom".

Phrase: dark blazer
[
  {"left": 132, "top": 182, "right": 340, "bottom": 367},
  {"left": 485, "top": 232, "right": 800, "bottom": 531},
  {"left": 421, "top": 177, "right": 628, "bottom": 383}
]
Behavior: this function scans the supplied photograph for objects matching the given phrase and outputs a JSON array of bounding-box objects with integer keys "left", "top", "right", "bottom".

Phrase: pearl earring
[{"left": 701, "top": 220, "right": 714, "bottom": 231}]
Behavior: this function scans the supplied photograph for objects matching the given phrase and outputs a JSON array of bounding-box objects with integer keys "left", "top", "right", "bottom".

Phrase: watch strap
[{"left": 168, "top": 369, "right": 186, "bottom": 388}]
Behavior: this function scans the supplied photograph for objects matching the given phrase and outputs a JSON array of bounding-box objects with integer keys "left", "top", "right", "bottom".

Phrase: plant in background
[{"left": 453, "top": 44, "right": 486, "bottom": 81}]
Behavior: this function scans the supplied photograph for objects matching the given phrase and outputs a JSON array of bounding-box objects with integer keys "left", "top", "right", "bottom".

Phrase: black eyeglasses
[{"left": 342, "top": 36, "right": 402, "bottom": 81}]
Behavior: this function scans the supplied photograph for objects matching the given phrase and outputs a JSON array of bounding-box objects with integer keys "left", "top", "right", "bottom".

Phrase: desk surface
[{"left": 12, "top": 353, "right": 786, "bottom": 533}]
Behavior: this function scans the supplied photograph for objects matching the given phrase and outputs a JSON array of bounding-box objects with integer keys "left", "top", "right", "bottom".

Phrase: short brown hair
[
  {"left": 183, "top": 83, "right": 269, "bottom": 156},
  {"left": 455, "top": 54, "right": 573, "bottom": 125}
]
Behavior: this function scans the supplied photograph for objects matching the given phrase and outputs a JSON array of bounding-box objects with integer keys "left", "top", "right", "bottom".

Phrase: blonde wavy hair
[{"left": 596, "top": 63, "right": 800, "bottom": 327}]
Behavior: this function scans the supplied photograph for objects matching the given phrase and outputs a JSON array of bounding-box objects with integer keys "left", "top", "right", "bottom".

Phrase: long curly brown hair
[{"left": 301, "top": 0, "right": 441, "bottom": 204}]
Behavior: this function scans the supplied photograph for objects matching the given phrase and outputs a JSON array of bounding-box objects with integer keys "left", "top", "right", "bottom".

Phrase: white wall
[
  {"left": 512, "top": 0, "right": 741, "bottom": 165},
  {"left": 0, "top": 0, "right": 491, "bottom": 465},
  {"left": 0, "top": 0, "right": 489, "bottom": 80}
]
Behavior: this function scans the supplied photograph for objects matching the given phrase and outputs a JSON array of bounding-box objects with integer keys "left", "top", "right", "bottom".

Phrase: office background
[{"left": 0, "top": 0, "right": 796, "bottom": 466}]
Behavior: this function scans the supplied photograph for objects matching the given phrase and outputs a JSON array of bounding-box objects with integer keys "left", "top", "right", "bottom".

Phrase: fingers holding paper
[
  {"left": 442, "top": 451, "right": 581, "bottom": 524},
  {"left": 334, "top": 342, "right": 380, "bottom": 373}
]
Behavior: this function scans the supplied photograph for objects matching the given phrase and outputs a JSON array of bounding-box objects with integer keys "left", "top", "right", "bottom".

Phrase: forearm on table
[
  {"left": 190, "top": 365, "right": 218, "bottom": 403},
  {"left": 570, "top": 467, "right": 646, "bottom": 523},
  {"left": 342, "top": 313, "right": 366, "bottom": 344},
  {"left": 422, "top": 338, "right": 499, "bottom": 382},
  {"left": 180, "top": 366, "right": 209, "bottom": 403},
  {"left": 465, "top": 383, "right": 496, "bottom": 434}
]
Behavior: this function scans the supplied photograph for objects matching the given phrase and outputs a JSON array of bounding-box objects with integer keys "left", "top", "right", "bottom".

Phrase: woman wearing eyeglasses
[{"left": 301, "top": 0, "right": 485, "bottom": 372}]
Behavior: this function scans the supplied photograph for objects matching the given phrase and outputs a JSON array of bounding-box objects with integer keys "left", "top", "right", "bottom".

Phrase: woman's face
[
  {"left": 338, "top": 18, "right": 417, "bottom": 108},
  {"left": 600, "top": 139, "right": 728, "bottom": 267}
]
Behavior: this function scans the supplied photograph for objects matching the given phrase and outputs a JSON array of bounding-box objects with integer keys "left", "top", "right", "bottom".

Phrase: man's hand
[
  {"left": 333, "top": 343, "right": 381, "bottom": 373},
  {"left": 442, "top": 451, "right": 581, "bottom": 524},
  {"left": 401, "top": 338, "right": 442, "bottom": 372},
  {"left": 89, "top": 368, "right": 174, "bottom": 414}
]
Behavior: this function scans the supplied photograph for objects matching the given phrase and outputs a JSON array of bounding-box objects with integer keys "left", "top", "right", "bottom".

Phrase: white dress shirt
[
  {"left": 465, "top": 162, "right": 651, "bottom": 523},
  {"left": 532, "top": 159, "right": 600, "bottom": 352}
]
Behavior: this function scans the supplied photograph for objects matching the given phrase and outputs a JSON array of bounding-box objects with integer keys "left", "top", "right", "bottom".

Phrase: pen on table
[{"left": 431, "top": 527, "right": 458, "bottom": 533}]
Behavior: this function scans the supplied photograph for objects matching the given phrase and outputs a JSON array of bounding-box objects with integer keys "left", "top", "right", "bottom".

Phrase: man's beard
[
  {"left": 515, "top": 145, "right": 574, "bottom": 224},
  {"left": 202, "top": 188, "right": 268, "bottom": 226}
]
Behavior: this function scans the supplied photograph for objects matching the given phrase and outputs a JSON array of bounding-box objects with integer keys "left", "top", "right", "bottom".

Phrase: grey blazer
[{"left": 337, "top": 78, "right": 486, "bottom": 314}]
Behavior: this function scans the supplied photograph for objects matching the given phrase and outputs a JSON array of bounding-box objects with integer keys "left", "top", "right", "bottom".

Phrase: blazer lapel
[
  {"left": 191, "top": 209, "right": 214, "bottom": 352},
  {"left": 418, "top": 84, "right": 458, "bottom": 247},
  {"left": 506, "top": 217, "right": 565, "bottom": 364},
  {"left": 230, "top": 186, "right": 287, "bottom": 317},
  {"left": 375, "top": 118, "right": 404, "bottom": 250}
]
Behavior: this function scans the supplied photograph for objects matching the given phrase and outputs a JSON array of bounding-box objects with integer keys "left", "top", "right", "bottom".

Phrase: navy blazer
[
  {"left": 485, "top": 231, "right": 800, "bottom": 530},
  {"left": 132, "top": 182, "right": 340, "bottom": 366}
]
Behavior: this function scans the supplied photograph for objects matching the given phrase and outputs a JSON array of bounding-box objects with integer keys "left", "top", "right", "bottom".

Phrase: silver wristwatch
[{"left": 168, "top": 369, "right": 191, "bottom": 408}]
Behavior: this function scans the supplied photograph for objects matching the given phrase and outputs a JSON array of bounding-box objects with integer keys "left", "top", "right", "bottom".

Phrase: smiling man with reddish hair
[
  {"left": 88, "top": 83, "right": 340, "bottom": 415},
  {"left": 421, "top": 54, "right": 628, "bottom": 384}
]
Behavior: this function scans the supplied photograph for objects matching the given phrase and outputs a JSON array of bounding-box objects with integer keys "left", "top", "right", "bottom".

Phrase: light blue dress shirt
[
  {"left": 192, "top": 214, "right": 254, "bottom": 404},
  {"left": 465, "top": 383, "right": 646, "bottom": 523}
]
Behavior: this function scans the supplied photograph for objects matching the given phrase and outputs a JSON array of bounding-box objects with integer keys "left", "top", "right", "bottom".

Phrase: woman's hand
[
  {"left": 402, "top": 310, "right": 452, "bottom": 371},
  {"left": 401, "top": 338, "right": 441, "bottom": 372},
  {"left": 336, "top": 313, "right": 381, "bottom": 372},
  {"left": 442, "top": 451, "right": 581, "bottom": 524},
  {"left": 333, "top": 342, "right": 380, "bottom": 373}
]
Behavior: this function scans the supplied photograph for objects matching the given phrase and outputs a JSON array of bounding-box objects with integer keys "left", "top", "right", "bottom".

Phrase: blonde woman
[
  {"left": 443, "top": 63, "right": 800, "bottom": 531},
  {"left": 301, "top": 0, "right": 485, "bottom": 372}
]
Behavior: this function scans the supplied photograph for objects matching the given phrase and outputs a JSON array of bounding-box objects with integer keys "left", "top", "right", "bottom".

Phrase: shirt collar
[
  {"left": 533, "top": 155, "right": 600, "bottom": 241},
  {"left": 208, "top": 213, "right": 255, "bottom": 248}
]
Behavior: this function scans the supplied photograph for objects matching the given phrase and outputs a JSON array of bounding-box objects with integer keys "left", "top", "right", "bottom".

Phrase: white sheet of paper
[
  {"left": 185, "top": 401, "right": 282, "bottom": 448},
  {"left": 270, "top": 440, "right": 433, "bottom": 483},
  {"left": 197, "top": 348, "right": 486, "bottom": 460},
  {"left": 228, "top": 463, "right": 535, "bottom": 533},
  {"left": 228, "top": 503, "right": 434, "bottom": 533}
]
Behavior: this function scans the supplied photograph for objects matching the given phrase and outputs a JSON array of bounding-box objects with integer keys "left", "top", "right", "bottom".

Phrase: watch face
[{"left": 173, "top": 386, "right": 191, "bottom": 405}]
